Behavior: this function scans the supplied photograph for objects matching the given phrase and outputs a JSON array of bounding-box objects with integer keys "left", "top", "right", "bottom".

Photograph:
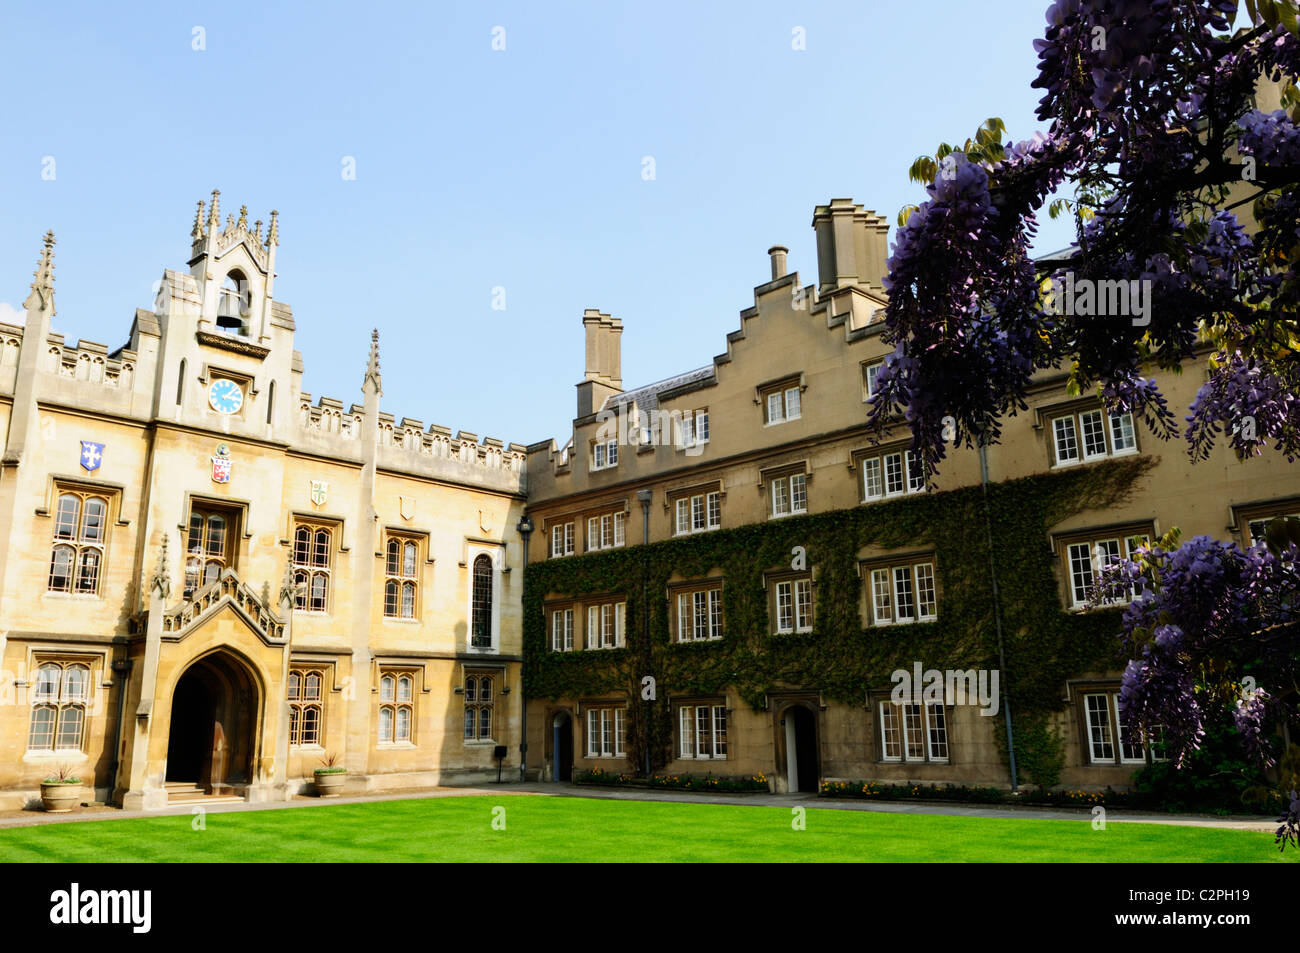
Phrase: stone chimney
[
  {"left": 576, "top": 309, "right": 624, "bottom": 417},
  {"left": 768, "top": 246, "right": 788, "bottom": 280},
  {"left": 811, "top": 199, "right": 890, "bottom": 294}
]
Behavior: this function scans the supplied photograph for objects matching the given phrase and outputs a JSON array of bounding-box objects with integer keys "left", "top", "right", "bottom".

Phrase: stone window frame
[
  {"left": 765, "top": 567, "right": 814, "bottom": 635},
  {"left": 463, "top": 670, "right": 497, "bottom": 744},
  {"left": 585, "top": 703, "right": 627, "bottom": 759},
  {"left": 1051, "top": 521, "right": 1154, "bottom": 610},
  {"left": 583, "top": 596, "right": 627, "bottom": 650},
  {"left": 382, "top": 529, "right": 428, "bottom": 621},
  {"left": 1230, "top": 496, "right": 1300, "bottom": 549},
  {"left": 26, "top": 657, "right": 96, "bottom": 754},
  {"left": 287, "top": 667, "right": 325, "bottom": 748},
  {"left": 1034, "top": 397, "right": 1139, "bottom": 470},
  {"left": 758, "top": 461, "right": 811, "bottom": 521},
  {"left": 850, "top": 442, "right": 926, "bottom": 503},
  {"left": 757, "top": 373, "right": 806, "bottom": 426},
  {"left": 290, "top": 518, "right": 339, "bottom": 614},
  {"left": 860, "top": 551, "right": 939, "bottom": 627},
  {"left": 668, "top": 578, "right": 724, "bottom": 643},
  {"left": 1069, "top": 680, "right": 1168, "bottom": 766},
  {"left": 377, "top": 667, "right": 419, "bottom": 746},
  {"left": 46, "top": 484, "right": 115, "bottom": 598},
  {"left": 676, "top": 698, "right": 729, "bottom": 760},
  {"left": 666, "top": 480, "right": 724, "bottom": 537},
  {"left": 868, "top": 691, "right": 950, "bottom": 764}
]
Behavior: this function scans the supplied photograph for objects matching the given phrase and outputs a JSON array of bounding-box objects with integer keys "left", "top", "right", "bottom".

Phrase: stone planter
[
  {"left": 40, "top": 781, "right": 81, "bottom": 814},
  {"left": 314, "top": 770, "right": 346, "bottom": 797}
]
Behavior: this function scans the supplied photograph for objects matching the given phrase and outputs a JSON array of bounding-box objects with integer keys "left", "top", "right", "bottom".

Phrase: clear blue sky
[{"left": 0, "top": 0, "right": 1075, "bottom": 447}]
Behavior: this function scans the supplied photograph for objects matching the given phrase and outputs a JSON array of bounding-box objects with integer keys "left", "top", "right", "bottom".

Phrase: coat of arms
[
  {"left": 79, "top": 441, "right": 104, "bottom": 472},
  {"left": 399, "top": 495, "right": 415, "bottom": 520},
  {"left": 310, "top": 480, "right": 329, "bottom": 506},
  {"left": 211, "top": 444, "right": 232, "bottom": 484}
]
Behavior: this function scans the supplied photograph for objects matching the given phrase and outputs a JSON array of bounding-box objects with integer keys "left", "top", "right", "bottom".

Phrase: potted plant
[
  {"left": 40, "top": 766, "right": 82, "bottom": 813},
  {"left": 314, "top": 752, "right": 346, "bottom": 797}
]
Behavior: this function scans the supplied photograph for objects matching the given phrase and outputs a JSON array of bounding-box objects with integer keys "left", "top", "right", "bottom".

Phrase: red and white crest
[{"left": 211, "top": 444, "right": 232, "bottom": 484}]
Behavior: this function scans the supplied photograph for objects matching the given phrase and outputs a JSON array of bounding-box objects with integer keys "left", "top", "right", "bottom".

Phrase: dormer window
[{"left": 217, "top": 273, "right": 251, "bottom": 336}]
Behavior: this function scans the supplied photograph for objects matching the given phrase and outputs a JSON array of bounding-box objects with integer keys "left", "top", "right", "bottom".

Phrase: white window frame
[
  {"left": 586, "top": 706, "right": 626, "bottom": 758},
  {"left": 678, "top": 704, "right": 727, "bottom": 760},
  {"left": 862, "top": 450, "right": 925, "bottom": 502},
  {"left": 764, "top": 384, "right": 802, "bottom": 425},
  {"left": 550, "top": 521, "right": 575, "bottom": 558},
  {"left": 679, "top": 410, "right": 710, "bottom": 450},
  {"left": 585, "top": 601, "right": 626, "bottom": 649},
  {"left": 551, "top": 607, "right": 575, "bottom": 651},
  {"left": 869, "top": 561, "right": 937, "bottom": 626},
  {"left": 586, "top": 511, "right": 626, "bottom": 552},
  {"left": 675, "top": 586, "right": 723, "bottom": 642},
  {"left": 770, "top": 473, "right": 807, "bottom": 519},
  {"left": 1051, "top": 409, "right": 1137, "bottom": 467},
  {"left": 1066, "top": 534, "right": 1148, "bottom": 608},
  {"left": 1083, "top": 689, "right": 1167, "bottom": 765},
  {"left": 774, "top": 578, "right": 812, "bottom": 634},
  {"left": 673, "top": 491, "right": 721, "bottom": 536},
  {"left": 878, "top": 701, "right": 948, "bottom": 763},
  {"left": 591, "top": 439, "right": 619, "bottom": 471},
  {"left": 863, "top": 360, "right": 883, "bottom": 401}
]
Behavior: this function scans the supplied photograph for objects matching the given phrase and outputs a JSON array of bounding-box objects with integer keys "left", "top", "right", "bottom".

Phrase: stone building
[
  {"left": 1, "top": 192, "right": 1294, "bottom": 810},
  {"left": 0, "top": 194, "right": 528, "bottom": 810},
  {"left": 521, "top": 198, "right": 1298, "bottom": 793}
]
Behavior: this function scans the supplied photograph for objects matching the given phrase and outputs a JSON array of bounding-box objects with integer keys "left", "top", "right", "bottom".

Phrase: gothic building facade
[{"left": 0, "top": 195, "right": 528, "bottom": 810}]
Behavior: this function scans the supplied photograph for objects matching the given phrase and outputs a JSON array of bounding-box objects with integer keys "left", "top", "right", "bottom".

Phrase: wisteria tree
[{"left": 869, "top": 0, "right": 1300, "bottom": 847}]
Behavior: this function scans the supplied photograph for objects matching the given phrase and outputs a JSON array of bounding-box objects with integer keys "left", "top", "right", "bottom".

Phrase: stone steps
[{"left": 163, "top": 781, "right": 244, "bottom": 806}]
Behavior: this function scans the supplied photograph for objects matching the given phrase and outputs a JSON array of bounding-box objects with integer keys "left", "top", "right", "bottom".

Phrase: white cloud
[{"left": 0, "top": 301, "right": 23, "bottom": 326}]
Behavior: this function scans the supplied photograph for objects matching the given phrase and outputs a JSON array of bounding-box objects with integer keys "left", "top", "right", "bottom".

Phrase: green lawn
[{"left": 0, "top": 795, "right": 1291, "bottom": 862}]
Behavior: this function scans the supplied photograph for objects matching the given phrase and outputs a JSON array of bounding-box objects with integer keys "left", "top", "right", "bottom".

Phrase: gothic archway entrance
[{"left": 165, "top": 650, "right": 260, "bottom": 795}]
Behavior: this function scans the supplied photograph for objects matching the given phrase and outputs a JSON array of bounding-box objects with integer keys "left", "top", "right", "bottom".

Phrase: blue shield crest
[{"left": 79, "top": 441, "right": 105, "bottom": 472}]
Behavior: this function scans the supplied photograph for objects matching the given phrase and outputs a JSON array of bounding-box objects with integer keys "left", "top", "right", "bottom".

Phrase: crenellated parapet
[
  {"left": 375, "top": 413, "right": 527, "bottom": 474},
  {"left": 44, "top": 333, "right": 137, "bottom": 390},
  {"left": 298, "top": 393, "right": 363, "bottom": 439}
]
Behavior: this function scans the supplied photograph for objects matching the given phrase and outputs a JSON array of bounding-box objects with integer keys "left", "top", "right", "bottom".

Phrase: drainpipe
[
  {"left": 636, "top": 489, "right": 652, "bottom": 778},
  {"left": 979, "top": 440, "right": 1018, "bottom": 792},
  {"left": 106, "top": 657, "right": 133, "bottom": 804},
  {"left": 516, "top": 514, "right": 534, "bottom": 783}
]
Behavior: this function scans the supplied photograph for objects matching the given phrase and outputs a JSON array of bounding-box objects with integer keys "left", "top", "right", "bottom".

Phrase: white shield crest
[{"left": 310, "top": 481, "right": 329, "bottom": 507}]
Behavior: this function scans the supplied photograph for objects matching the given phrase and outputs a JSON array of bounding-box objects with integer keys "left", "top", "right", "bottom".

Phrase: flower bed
[
  {"left": 575, "top": 766, "right": 769, "bottom": 793},
  {"left": 819, "top": 780, "right": 1142, "bottom": 809}
]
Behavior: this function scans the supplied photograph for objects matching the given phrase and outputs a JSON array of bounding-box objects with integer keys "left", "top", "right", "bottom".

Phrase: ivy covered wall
[{"left": 523, "top": 456, "right": 1154, "bottom": 773}]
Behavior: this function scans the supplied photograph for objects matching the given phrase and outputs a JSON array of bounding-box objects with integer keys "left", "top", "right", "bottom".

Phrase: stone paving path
[{"left": 0, "top": 781, "right": 1278, "bottom": 833}]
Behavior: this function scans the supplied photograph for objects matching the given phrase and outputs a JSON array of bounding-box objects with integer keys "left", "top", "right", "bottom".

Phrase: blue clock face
[{"left": 208, "top": 378, "right": 244, "bottom": 414}]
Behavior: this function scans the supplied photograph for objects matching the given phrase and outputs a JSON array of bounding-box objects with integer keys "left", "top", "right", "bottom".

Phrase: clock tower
[{"left": 146, "top": 190, "right": 298, "bottom": 438}]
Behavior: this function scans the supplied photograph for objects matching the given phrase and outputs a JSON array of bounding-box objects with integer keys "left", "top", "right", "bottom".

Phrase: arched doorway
[
  {"left": 781, "top": 705, "right": 819, "bottom": 792},
  {"left": 165, "top": 651, "right": 260, "bottom": 794},
  {"left": 552, "top": 712, "right": 573, "bottom": 782}
]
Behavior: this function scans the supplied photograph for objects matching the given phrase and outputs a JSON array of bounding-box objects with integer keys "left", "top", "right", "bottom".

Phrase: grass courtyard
[{"left": 0, "top": 795, "right": 1291, "bottom": 863}]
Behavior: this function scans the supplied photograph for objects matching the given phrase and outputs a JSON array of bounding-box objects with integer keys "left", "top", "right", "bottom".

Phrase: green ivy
[{"left": 524, "top": 456, "right": 1153, "bottom": 774}]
